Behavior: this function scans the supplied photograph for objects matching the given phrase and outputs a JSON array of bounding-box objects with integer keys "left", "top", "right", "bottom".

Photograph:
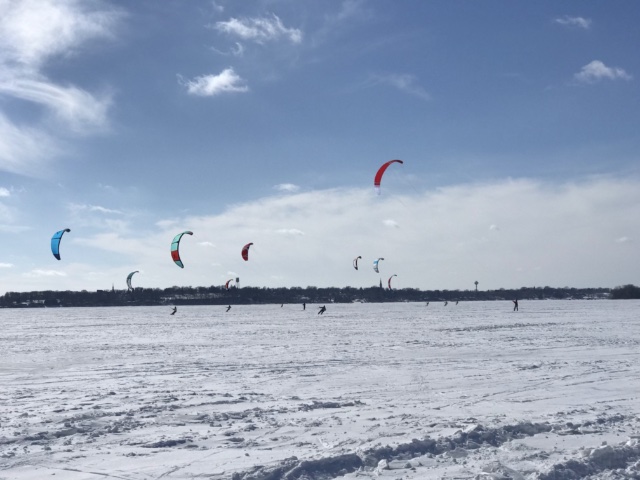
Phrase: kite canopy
[
  {"left": 388, "top": 274, "right": 397, "bottom": 290},
  {"left": 225, "top": 278, "right": 234, "bottom": 290},
  {"left": 373, "top": 257, "right": 384, "bottom": 273},
  {"left": 170, "top": 231, "right": 193, "bottom": 268},
  {"left": 353, "top": 255, "right": 362, "bottom": 270},
  {"left": 51, "top": 228, "right": 71, "bottom": 260},
  {"left": 374, "top": 159, "right": 403, "bottom": 194},
  {"left": 126, "top": 271, "right": 139, "bottom": 290},
  {"left": 241, "top": 242, "right": 253, "bottom": 261}
]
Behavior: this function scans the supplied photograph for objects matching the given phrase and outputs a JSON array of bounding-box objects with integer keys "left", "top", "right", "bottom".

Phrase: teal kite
[{"left": 171, "top": 231, "right": 193, "bottom": 268}]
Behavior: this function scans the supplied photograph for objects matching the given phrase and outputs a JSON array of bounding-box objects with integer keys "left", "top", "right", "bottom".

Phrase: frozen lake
[{"left": 2, "top": 300, "right": 640, "bottom": 479}]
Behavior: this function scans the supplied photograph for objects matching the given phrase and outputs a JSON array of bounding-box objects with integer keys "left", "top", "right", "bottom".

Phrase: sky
[{"left": 1, "top": 0, "right": 639, "bottom": 293}]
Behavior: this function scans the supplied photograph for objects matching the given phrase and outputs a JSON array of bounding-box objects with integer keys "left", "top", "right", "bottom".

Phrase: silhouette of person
[
  {"left": 513, "top": 299, "right": 519, "bottom": 311},
  {"left": 303, "top": 303, "right": 306, "bottom": 310},
  {"left": 226, "top": 305, "right": 231, "bottom": 312},
  {"left": 318, "top": 305, "right": 326, "bottom": 315},
  {"left": 444, "top": 301, "right": 448, "bottom": 306},
  {"left": 170, "top": 307, "right": 177, "bottom": 315},
  {"left": 456, "top": 301, "right": 459, "bottom": 305},
  {"left": 426, "top": 302, "right": 429, "bottom": 306}
]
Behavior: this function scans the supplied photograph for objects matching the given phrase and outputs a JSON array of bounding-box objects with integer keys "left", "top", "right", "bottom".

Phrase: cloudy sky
[{"left": 1, "top": 0, "right": 639, "bottom": 293}]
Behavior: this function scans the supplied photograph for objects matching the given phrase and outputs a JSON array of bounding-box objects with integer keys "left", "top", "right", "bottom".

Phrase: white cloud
[
  {"left": 181, "top": 68, "right": 249, "bottom": 97},
  {"left": 214, "top": 14, "right": 302, "bottom": 44},
  {"left": 0, "top": 187, "right": 10, "bottom": 197},
  {"left": 98, "top": 183, "right": 117, "bottom": 192},
  {"left": 574, "top": 60, "right": 632, "bottom": 83},
  {"left": 0, "top": 201, "right": 14, "bottom": 223},
  {"left": 0, "top": 112, "right": 60, "bottom": 176},
  {"left": 489, "top": 224, "right": 500, "bottom": 231},
  {"left": 210, "top": 42, "right": 244, "bottom": 57},
  {"left": 68, "top": 203, "right": 123, "bottom": 215},
  {"left": 102, "top": 218, "right": 130, "bottom": 233},
  {"left": 0, "top": 0, "right": 122, "bottom": 70},
  {"left": 155, "top": 219, "right": 178, "bottom": 230},
  {"left": 64, "top": 204, "right": 131, "bottom": 234},
  {"left": 0, "top": 262, "right": 13, "bottom": 268},
  {"left": 615, "top": 236, "right": 630, "bottom": 243},
  {"left": 383, "top": 219, "right": 399, "bottom": 228},
  {"left": 23, "top": 269, "right": 67, "bottom": 278},
  {"left": 74, "top": 232, "right": 159, "bottom": 261},
  {"left": 0, "top": 224, "right": 30, "bottom": 233},
  {"left": 369, "top": 74, "right": 430, "bottom": 100},
  {"left": 275, "top": 183, "right": 300, "bottom": 193},
  {"left": 334, "top": 0, "right": 368, "bottom": 23},
  {"left": 8, "top": 178, "right": 640, "bottom": 291},
  {"left": 554, "top": 15, "right": 592, "bottom": 29},
  {"left": 90, "top": 205, "right": 122, "bottom": 214},
  {"left": 211, "top": 2, "right": 224, "bottom": 14},
  {"left": 163, "top": 178, "right": 638, "bottom": 290},
  {"left": 0, "top": 79, "right": 112, "bottom": 133},
  {"left": 198, "top": 241, "right": 215, "bottom": 247},
  {"left": 0, "top": 0, "right": 122, "bottom": 176},
  {"left": 312, "top": 0, "right": 371, "bottom": 46},
  {"left": 231, "top": 42, "right": 244, "bottom": 57},
  {"left": 276, "top": 228, "right": 305, "bottom": 236}
]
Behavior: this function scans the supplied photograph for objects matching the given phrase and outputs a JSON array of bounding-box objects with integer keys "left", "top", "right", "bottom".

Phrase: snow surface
[{"left": 1, "top": 300, "right": 640, "bottom": 479}]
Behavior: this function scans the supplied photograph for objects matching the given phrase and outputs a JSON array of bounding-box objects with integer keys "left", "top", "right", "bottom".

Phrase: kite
[
  {"left": 374, "top": 159, "right": 403, "bottom": 194},
  {"left": 241, "top": 242, "right": 253, "bottom": 261},
  {"left": 225, "top": 279, "right": 234, "bottom": 290},
  {"left": 388, "top": 274, "right": 397, "bottom": 290},
  {"left": 51, "top": 228, "right": 71, "bottom": 260},
  {"left": 126, "top": 271, "right": 139, "bottom": 291},
  {"left": 171, "top": 231, "right": 193, "bottom": 268},
  {"left": 353, "top": 256, "right": 362, "bottom": 270},
  {"left": 373, "top": 257, "right": 384, "bottom": 273}
]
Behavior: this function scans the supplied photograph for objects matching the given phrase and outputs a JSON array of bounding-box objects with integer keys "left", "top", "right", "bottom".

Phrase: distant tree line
[
  {"left": 610, "top": 284, "right": 640, "bottom": 299},
  {"left": 0, "top": 284, "right": 611, "bottom": 308}
]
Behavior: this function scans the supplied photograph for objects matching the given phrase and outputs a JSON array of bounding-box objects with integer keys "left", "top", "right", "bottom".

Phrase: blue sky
[{"left": 1, "top": 0, "right": 639, "bottom": 293}]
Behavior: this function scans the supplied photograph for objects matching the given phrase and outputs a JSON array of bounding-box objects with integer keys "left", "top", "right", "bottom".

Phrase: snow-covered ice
[{"left": 1, "top": 300, "right": 640, "bottom": 479}]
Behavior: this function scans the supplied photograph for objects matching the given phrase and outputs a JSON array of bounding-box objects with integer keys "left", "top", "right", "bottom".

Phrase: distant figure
[
  {"left": 281, "top": 304, "right": 283, "bottom": 308},
  {"left": 444, "top": 301, "right": 448, "bottom": 306},
  {"left": 456, "top": 301, "right": 459, "bottom": 305},
  {"left": 426, "top": 302, "right": 429, "bottom": 306},
  {"left": 513, "top": 299, "right": 519, "bottom": 311},
  {"left": 318, "top": 305, "right": 326, "bottom": 315},
  {"left": 303, "top": 303, "right": 306, "bottom": 310},
  {"left": 226, "top": 305, "right": 231, "bottom": 312},
  {"left": 170, "top": 306, "right": 177, "bottom": 315}
]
